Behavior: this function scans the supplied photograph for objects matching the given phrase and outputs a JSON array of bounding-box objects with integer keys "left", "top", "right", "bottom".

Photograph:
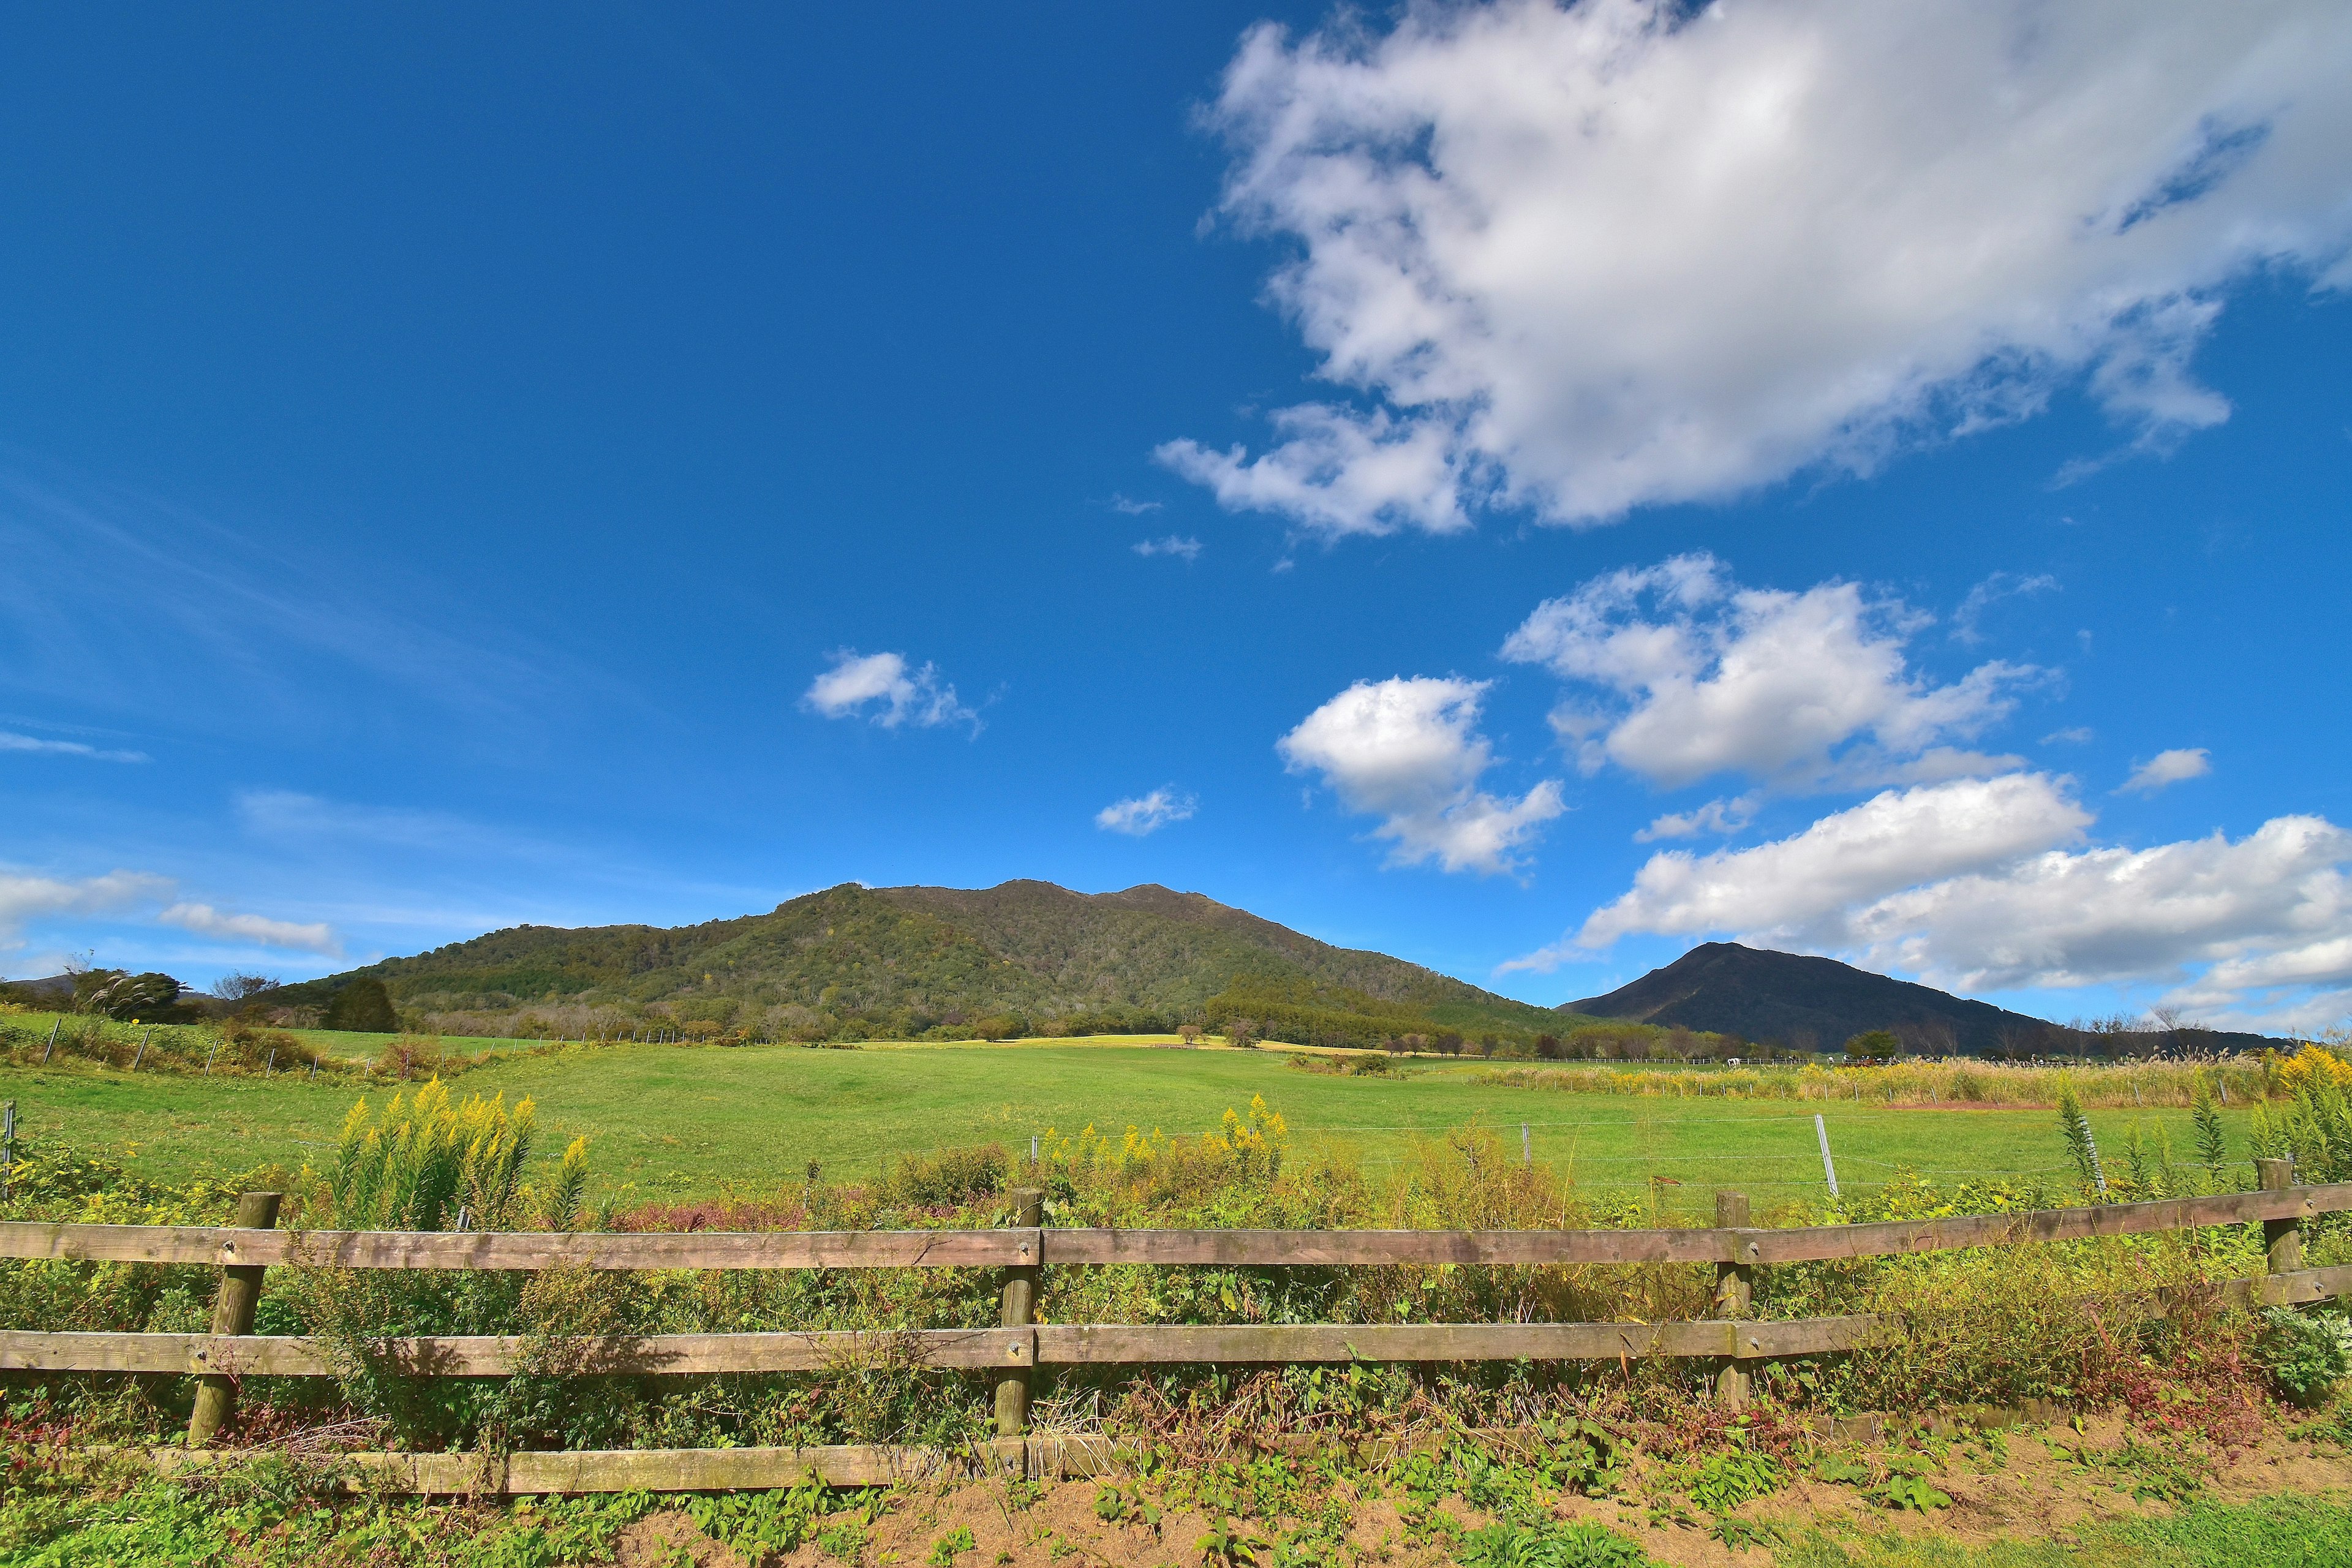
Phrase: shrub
[
  {"left": 2256, "top": 1306, "right": 2352, "bottom": 1406},
  {"left": 322, "top": 978, "right": 399, "bottom": 1032},
  {"left": 883, "top": 1144, "right": 1007, "bottom": 1209}
]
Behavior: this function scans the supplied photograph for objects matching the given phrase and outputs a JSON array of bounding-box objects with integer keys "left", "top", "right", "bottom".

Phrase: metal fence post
[
  {"left": 995, "top": 1186, "right": 1043, "bottom": 1439},
  {"left": 2259, "top": 1158, "right": 2301, "bottom": 1282},
  {"left": 1713, "top": 1189, "right": 1753, "bottom": 1410},
  {"left": 186, "top": 1190, "right": 281, "bottom": 1447}
]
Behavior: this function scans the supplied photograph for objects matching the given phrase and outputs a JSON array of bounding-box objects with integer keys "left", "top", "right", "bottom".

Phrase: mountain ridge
[
  {"left": 273, "top": 879, "right": 1572, "bottom": 1044},
  {"left": 1570, "top": 941, "right": 2276, "bottom": 1055}
]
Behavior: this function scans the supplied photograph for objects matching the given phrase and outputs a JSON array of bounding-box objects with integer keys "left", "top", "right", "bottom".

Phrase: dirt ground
[{"left": 601, "top": 1417, "right": 2352, "bottom": 1568}]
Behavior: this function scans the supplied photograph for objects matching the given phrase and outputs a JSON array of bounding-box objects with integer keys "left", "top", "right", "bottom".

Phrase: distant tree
[
  {"left": 1844, "top": 1029, "right": 1900, "bottom": 1063},
  {"left": 1479, "top": 1034, "right": 1500, "bottom": 1058},
  {"left": 1401, "top": 1033, "right": 1428, "bottom": 1055},
  {"left": 79, "top": 971, "right": 181, "bottom": 1021},
  {"left": 1225, "top": 1017, "right": 1259, "bottom": 1049},
  {"left": 1434, "top": 1031, "right": 1464, "bottom": 1056},
  {"left": 209, "top": 972, "right": 281, "bottom": 1002},
  {"left": 323, "top": 978, "right": 399, "bottom": 1033},
  {"left": 1534, "top": 1033, "right": 1564, "bottom": 1061},
  {"left": 1177, "top": 1024, "right": 1202, "bottom": 1048}
]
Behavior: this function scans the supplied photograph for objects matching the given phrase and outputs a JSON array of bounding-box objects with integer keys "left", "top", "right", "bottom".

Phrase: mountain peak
[{"left": 1572, "top": 943, "right": 2271, "bottom": 1054}]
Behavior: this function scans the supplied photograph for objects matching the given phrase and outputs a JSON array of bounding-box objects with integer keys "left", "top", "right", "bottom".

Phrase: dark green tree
[
  {"left": 323, "top": 976, "right": 399, "bottom": 1032},
  {"left": 1844, "top": 1029, "right": 1901, "bottom": 1063}
]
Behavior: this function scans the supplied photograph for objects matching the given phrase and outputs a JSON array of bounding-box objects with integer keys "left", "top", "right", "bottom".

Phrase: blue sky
[{"left": 4, "top": 2, "right": 2350, "bottom": 1034}]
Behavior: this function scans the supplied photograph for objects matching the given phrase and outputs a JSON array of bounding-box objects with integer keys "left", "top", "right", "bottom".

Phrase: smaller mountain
[{"left": 1570, "top": 942, "right": 2275, "bottom": 1056}]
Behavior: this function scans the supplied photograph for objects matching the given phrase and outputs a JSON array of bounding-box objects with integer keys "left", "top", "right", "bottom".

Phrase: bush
[
  {"left": 322, "top": 978, "right": 399, "bottom": 1032},
  {"left": 883, "top": 1144, "right": 1008, "bottom": 1209},
  {"left": 2256, "top": 1306, "right": 2352, "bottom": 1406}
]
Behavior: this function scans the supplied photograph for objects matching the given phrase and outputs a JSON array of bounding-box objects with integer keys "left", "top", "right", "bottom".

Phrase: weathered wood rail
[
  {"left": 3, "top": 1159, "right": 2340, "bottom": 1490},
  {"left": 5, "top": 1180, "right": 2342, "bottom": 1270}
]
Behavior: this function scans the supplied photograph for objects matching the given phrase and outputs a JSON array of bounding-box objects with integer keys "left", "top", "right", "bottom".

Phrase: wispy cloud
[
  {"left": 1110, "top": 494, "right": 1164, "bottom": 515},
  {"left": 802, "top": 650, "right": 981, "bottom": 733},
  {"left": 236, "top": 790, "right": 491, "bottom": 851},
  {"left": 1635, "top": 794, "right": 1756, "bottom": 843},
  {"left": 0, "top": 467, "right": 604, "bottom": 733},
  {"left": 159, "top": 901, "right": 342, "bottom": 956},
  {"left": 1096, "top": 788, "right": 1197, "bottom": 837},
  {"left": 0, "top": 731, "right": 148, "bottom": 763},
  {"left": 2042, "top": 727, "right": 2095, "bottom": 745},
  {"left": 1951, "top": 572, "right": 2058, "bottom": 644},
  {"left": 1133, "top": 535, "right": 1204, "bottom": 562},
  {"left": 0, "top": 868, "right": 174, "bottom": 952}
]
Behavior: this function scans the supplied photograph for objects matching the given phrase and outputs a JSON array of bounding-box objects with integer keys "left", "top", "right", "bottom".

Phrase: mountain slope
[
  {"left": 1570, "top": 942, "right": 2274, "bottom": 1055},
  {"left": 277, "top": 880, "right": 1566, "bottom": 1042}
]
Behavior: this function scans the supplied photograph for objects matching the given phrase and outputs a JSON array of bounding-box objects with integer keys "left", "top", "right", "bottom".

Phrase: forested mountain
[
  {"left": 1570, "top": 942, "right": 2277, "bottom": 1056},
  {"left": 275, "top": 880, "right": 1572, "bottom": 1046}
]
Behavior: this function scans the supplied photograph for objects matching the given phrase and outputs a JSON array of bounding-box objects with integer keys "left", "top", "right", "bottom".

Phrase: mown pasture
[{"left": 0, "top": 1036, "right": 2244, "bottom": 1208}]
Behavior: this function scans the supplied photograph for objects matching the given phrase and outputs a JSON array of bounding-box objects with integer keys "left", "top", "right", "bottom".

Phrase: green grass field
[{"left": 0, "top": 1037, "right": 2247, "bottom": 1212}]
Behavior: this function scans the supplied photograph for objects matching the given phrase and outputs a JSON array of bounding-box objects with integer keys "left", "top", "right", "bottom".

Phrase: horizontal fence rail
[
  {"left": 6, "top": 1164, "right": 2345, "bottom": 1486},
  {"left": 9, "top": 1266, "right": 2351, "bottom": 1381},
  {"left": 2, "top": 1182, "right": 2344, "bottom": 1272}
]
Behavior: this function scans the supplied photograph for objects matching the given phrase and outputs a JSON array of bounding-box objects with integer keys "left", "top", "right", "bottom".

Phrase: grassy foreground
[{"left": 0, "top": 1037, "right": 2247, "bottom": 1205}]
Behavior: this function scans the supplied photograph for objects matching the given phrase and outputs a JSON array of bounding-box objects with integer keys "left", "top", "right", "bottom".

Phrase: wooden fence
[{"left": 2, "top": 1159, "right": 2346, "bottom": 1491}]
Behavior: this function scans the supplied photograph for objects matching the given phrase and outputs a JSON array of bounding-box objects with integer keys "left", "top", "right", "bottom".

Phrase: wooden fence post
[
  {"left": 995, "top": 1187, "right": 1043, "bottom": 1439},
  {"left": 2258, "top": 1158, "right": 2301, "bottom": 1280},
  {"left": 1712, "top": 1190, "right": 1752, "bottom": 1410},
  {"left": 186, "top": 1191, "right": 281, "bottom": 1447}
]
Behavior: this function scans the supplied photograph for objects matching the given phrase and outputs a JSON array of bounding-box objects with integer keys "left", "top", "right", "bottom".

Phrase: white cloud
[
  {"left": 0, "top": 731, "right": 148, "bottom": 763},
  {"left": 159, "top": 902, "right": 342, "bottom": 956},
  {"left": 1578, "top": 774, "right": 2091, "bottom": 949},
  {"left": 2118, "top": 747, "right": 2212, "bottom": 794},
  {"left": 1158, "top": 404, "right": 1471, "bottom": 538},
  {"left": 1636, "top": 794, "right": 1755, "bottom": 843},
  {"left": 1167, "top": 1, "right": 2352, "bottom": 534},
  {"left": 1095, "top": 788, "right": 1198, "bottom": 837},
  {"left": 1133, "top": 535, "right": 1205, "bottom": 562},
  {"left": 1501, "top": 554, "right": 2036, "bottom": 790},
  {"left": 1278, "top": 676, "right": 1563, "bottom": 875},
  {"left": 1544, "top": 771, "right": 2352, "bottom": 1030},
  {"left": 0, "top": 869, "right": 174, "bottom": 953},
  {"left": 801, "top": 650, "right": 979, "bottom": 733},
  {"left": 1110, "top": 494, "right": 1164, "bottom": 515},
  {"left": 1852, "top": 815, "right": 2351, "bottom": 1006},
  {"left": 2043, "top": 727, "right": 2095, "bottom": 745}
]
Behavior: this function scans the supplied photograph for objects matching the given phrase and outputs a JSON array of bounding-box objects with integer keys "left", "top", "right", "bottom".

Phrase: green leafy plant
[
  {"left": 929, "top": 1523, "right": 977, "bottom": 1566},
  {"left": 686, "top": 1482, "right": 829, "bottom": 1564},
  {"left": 2256, "top": 1306, "right": 2352, "bottom": 1406},
  {"left": 1689, "top": 1446, "right": 1784, "bottom": 1513},
  {"left": 2057, "top": 1083, "right": 2105, "bottom": 1197},
  {"left": 1195, "top": 1515, "right": 1268, "bottom": 1566},
  {"left": 1868, "top": 1454, "right": 1953, "bottom": 1513},
  {"left": 1092, "top": 1482, "right": 1159, "bottom": 1529},
  {"left": 2192, "top": 1073, "right": 2230, "bottom": 1188},
  {"left": 1458, "top": 1518, "right": 1654, "bottom": 1567},
  {"left": 1708, "top": 1515, "right": 1785, "bottom": 1550},
  {"left": 1536, "top": 1415, "right": 1629, "bottom": 1497},
  {"left": 1811, "top": 1453, "right": 1872, "bottom": 1486}
]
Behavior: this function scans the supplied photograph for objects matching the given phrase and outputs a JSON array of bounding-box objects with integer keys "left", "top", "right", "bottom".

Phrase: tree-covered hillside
[{"left": 273, "top": 880, "right": 1574, "bottom": 1045}]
